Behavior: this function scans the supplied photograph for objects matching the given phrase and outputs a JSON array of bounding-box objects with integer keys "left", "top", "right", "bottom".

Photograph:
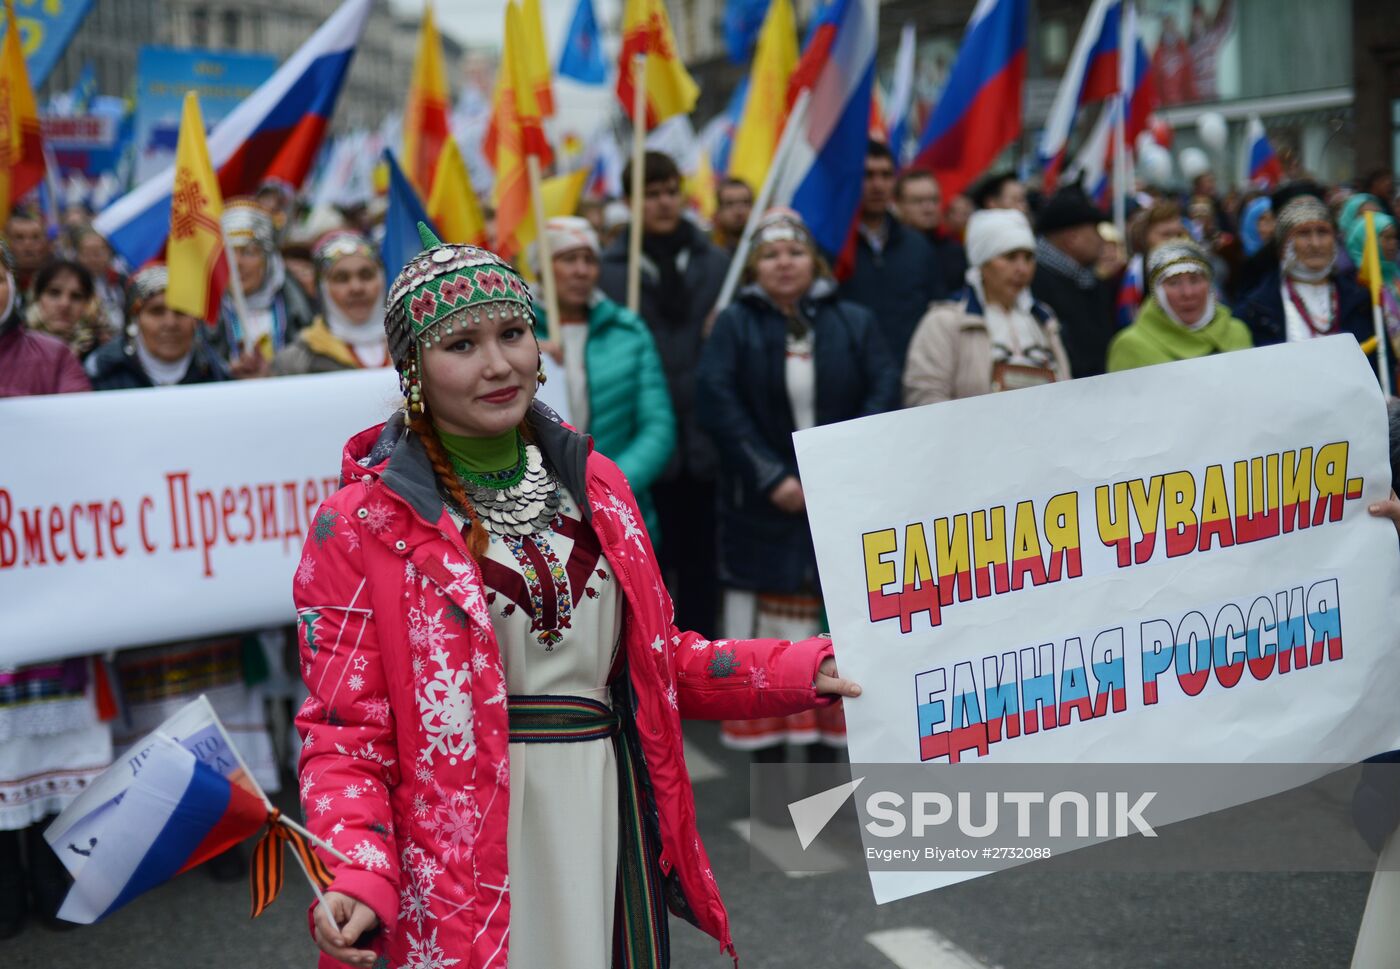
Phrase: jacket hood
[
  {"left": 736, "top": 275, "right": 839, "bottom": 315},
  {"left": 339, "top": 400, "right": 596, "bottom": 526}
]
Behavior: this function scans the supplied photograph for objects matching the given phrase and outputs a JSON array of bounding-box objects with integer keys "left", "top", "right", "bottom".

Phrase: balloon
[
  {"left": 1196, "top": 112, "right": 1228, "bottom": 152},
  {"left": 1139, "top": 145, "right": 1174, "bottom": 186},
  {"left": 1178, "top": 147, "right": 1212, "bottom": 182},
  {"left": 1135, "top": 130, "right": 1157, "bottom": 157},
  {"left": 1150, "top": 114, "right": 1174, "bottom": 148}
]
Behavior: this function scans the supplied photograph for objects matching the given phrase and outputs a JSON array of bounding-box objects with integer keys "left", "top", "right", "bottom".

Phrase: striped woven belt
[
  {"left": 507, "top": 694, "right": 620, "bottom": 743},
  {"left": 507, "top": 693, "right": 669, "bottom": 968}
]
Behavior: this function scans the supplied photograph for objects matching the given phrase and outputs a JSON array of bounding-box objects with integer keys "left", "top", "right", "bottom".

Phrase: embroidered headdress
[
  {"left": 127, "top": 263, "right": 170, "bottom": 314},
  {"left": 383, "top": 222, "right": 535, "bottom": 411},
  {"left": 222, "top": 198, "right": 277, "bottom": 252},
  {"left": 313, "top": 229, "right": 379, "bottom": 276}
]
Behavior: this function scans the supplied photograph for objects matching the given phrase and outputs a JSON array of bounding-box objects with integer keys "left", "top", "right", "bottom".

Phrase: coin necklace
[{"left": 449, "top": 441, "right": 561, "bottom": 537}]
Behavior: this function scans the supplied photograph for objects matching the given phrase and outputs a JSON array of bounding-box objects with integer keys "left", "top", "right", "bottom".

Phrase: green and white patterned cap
[{"left": 384, "top": 222, "right": 534, "bottom": 373}]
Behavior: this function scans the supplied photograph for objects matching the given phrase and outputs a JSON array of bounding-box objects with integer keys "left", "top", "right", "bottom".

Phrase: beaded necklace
[{"left": 447, "top": 436, "right": 529, "bottom": 490}]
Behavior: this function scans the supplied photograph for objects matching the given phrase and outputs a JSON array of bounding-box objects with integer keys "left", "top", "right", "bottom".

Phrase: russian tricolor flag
[
  {"left": 1245, "top": 115, "right": 1282, "bottom": 188},
  {"left": 772, "top": 0, "right": 879, "bottom": 261},
  {"left": 1039, "top": 0, "right": 1122, "bottom": 192},
  {"left": 1064, "top": 4, "right": 1156, "bottom": 212},
  {"left": 53, "top": 736, "right": 268, "bottom": 924},
  {"left": 93, "top": 0, "right": 370, "bottom": 269},
  {"left": 911, "top": 0, "right": 1028, "bottom": 204},
  {"left": 1121, "top": 4, "right": 1156, "bottom": 150}
]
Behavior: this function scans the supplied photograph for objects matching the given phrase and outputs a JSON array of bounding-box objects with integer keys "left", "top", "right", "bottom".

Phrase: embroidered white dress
[{"left": 457, "top": 486, "right": 622, "bottom": 968}]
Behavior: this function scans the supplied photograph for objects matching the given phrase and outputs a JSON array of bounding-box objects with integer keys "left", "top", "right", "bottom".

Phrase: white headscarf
[
  {"left": 321, "top": 279, "right": 388, "bottom": 350},
  {"left": 1282, "top": 239, "right": 1336, "bottom": 284},
  {"left": 134, "top": 330, "right": 193, "bottom": 386}
]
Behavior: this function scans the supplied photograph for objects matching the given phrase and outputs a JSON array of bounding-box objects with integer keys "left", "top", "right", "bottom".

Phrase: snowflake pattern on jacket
[{"left": 293, "top": 415, "right": 836, "bottom": 969}]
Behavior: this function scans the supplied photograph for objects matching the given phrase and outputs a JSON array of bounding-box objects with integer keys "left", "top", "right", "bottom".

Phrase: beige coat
[{"left": 902, "top": 294, "right": 1072, "bottom": 406}]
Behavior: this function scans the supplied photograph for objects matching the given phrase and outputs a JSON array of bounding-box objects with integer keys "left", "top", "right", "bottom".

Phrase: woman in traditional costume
[
  {"left": 293, "top": 225, "right": 859, "bottom": 969},
  {"left": 273, "top": 230, "right": 390, "bottom": 375}
]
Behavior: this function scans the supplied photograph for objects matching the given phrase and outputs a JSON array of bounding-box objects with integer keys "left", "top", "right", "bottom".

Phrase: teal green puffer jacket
[{"left": 535, "top": 296, "right": 676, "bottom": 539}]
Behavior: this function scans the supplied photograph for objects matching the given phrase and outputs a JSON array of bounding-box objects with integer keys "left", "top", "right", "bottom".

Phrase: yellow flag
[
  {"left": 428, "top": 136, "right": 487, "bottom": 248},
  {"left": 166, "top": 92, "right": 228, "bottom": 325},
  {"left": 1361, "top": 211, "right": 1385, "bottom": 307},
  {"left": 616, "top": 0, "right": 699, "bottom": 128},
  {"left": 685, "top": 149, "right": 717, "bottom": 222},
  {"left": 727, "top": 0, "right": 797, "bottom": 192},
  {"left": 516, "top": 169, "right": 589, "bottom": 282},
  {"left": 505, "top": 2, "right": 549, "bottom": 159},
  {"left": 522, "top": 0, "right": 556, "bottom": 117},
  {"left": 0, "top": 0, "right": 46, "bottom": 225}
]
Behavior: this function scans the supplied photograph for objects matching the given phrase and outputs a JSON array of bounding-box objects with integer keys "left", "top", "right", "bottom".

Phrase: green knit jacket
[
  {"left": 535, "top": 296, "right": 677, "bottom": 538},
  {"left": 1107, "top": 296, "right": 1254, "bottom": 372}
]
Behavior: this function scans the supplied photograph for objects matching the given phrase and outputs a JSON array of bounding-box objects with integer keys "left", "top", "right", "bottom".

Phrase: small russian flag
[
  {"left": 1245, "top": 115, "right": 1282, "bottom": 188},
  {"left": 53, "top": 737, "right": 269, "bottom": 923},
  {"left": 47, "top": 699, "right": 339, "bottom": 925}
]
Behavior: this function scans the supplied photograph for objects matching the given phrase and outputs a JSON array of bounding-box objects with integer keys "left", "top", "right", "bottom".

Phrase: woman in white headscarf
[
  {"left": 214, "top": 198, "right": 315, "bottom": 375},
  {"left": 903, "top": 208, "right": 1071, "bottom": 405},
  {"left": 272, "top": 229, "right": 389, "bottom": 374},
  {"left": 1238, "top": 194, "right": 1374, "bottom": 349}
]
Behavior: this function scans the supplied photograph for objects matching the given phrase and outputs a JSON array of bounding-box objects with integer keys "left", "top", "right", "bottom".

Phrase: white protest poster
[
  {"left": 0, "top": 369, "right": 403, "bottom": 665},
  {"left": 794, "top": 338, "right": 1400, "bottom": 904}
]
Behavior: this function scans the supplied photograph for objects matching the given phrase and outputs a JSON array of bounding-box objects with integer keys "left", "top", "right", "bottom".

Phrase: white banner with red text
[
  {"left": 795, "top": 338, "right": 1400, "bottom": 904},
  {"left": 0, "top": 364, "right": 553, "bottom": 665}
]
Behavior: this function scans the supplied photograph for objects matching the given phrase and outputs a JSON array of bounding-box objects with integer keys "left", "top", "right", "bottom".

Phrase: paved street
[{"left": 9, "top": 721, "right": 1375, "bottom": 968}]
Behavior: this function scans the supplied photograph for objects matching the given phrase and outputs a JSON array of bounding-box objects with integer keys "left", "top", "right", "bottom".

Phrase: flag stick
[
  {"left": 715, "top": 88, "right": 812, "bottom": 312},
  {"left": 1111, "top": 93, "right": 1127, "bottom": 242},
  {"left": 626, "top": 52, "right": 647, "bottom": 313},
  {"left": 1371, "top": 301, "right": 1393, "bottom": 397},
  {"left": 201, "top": 694, "right": 351, "bottom": 866},
  {"left": 527, "top": 154, "right": 562, "bottom": 343},
  {"left": 278, "top": 812, "right": 352, "bottom": 864},
  {"left": 222, "top": 237, "right": 256, "bottom": 357}
]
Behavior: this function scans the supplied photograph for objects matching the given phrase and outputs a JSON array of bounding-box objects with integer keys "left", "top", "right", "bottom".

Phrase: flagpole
[
  {"left": 222, "top": 237, "right": 256, "bottom": 357},
  {"left": 527, "top": 155, "right": 562, "bottom": 343},
  {"left": 1372, "top": 302, "right": 1392, "bottom": 397},
  {"left": 1112, "top": 93, "right": 1127, "bottom": 242},
  {"left": 1364, "top": 212, "right": 1395, "bottom": 397},
  {"left": 715, "top": 88, "right": 811, "bottom": 312},
  {"left": 626, "top": 52, "right": 647, "bottom": 313}
]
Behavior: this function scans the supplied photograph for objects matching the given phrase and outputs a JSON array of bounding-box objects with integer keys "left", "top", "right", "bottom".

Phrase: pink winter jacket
[{"left": 293, "top": 406, "right": 835, "bottom": 969}]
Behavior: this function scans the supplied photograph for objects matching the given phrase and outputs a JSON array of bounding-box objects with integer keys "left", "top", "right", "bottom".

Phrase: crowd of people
[{"left": 3, "top": 140, "right": 1399, "bottom": 947}]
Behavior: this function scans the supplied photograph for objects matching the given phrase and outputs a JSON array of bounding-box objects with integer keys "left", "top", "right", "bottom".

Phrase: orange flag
[
  {"left": 402, "top": 4, "right": 452, "bottom": 196},
  {"left": 0, "top": 0, "right": 46, "bottom": 225},
  {"left": 491, "top": 6, "right": 530, "bottom": 262},
  {"left": 165, "top": 92, "right": 230, "bottom": 325},
  {"left": 616, "top": 0, "right": 699, "bottom": 130}
]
